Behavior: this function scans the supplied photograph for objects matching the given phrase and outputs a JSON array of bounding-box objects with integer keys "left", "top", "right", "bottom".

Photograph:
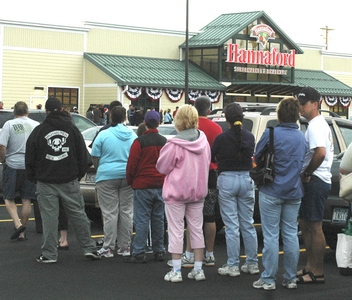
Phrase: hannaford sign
[
  {"left": 234, "top": 66, "right": 288, "bottom": 75},
  {"left": 226, "top": 44, "right": 295, "bottom": 67},
  {"left": 250, "top": 24, "right": 275, "bottom": 47}
]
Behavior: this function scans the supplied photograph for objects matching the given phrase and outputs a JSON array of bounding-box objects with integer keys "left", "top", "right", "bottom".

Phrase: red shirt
[{"left": 198, "top": 117, "right": 222, "bottom": 170}]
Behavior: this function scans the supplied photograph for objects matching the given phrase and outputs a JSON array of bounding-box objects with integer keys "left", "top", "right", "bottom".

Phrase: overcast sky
[{"left": 1, "top": 0, "right": 351, "bottom": 53}]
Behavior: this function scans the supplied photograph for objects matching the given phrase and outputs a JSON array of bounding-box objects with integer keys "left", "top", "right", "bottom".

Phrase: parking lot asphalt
[{"left": 1, "top": 202, "right": 351, "bottom": 300}]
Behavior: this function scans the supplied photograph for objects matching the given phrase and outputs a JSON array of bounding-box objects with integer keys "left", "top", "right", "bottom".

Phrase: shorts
[
  {"left": 299, "top": 175, "right": 331, "bottom": 222},
  {"left": 203, "top": 170, "right": 218, "bottom": 223},
  {"left": 2, "top": 164, "right": 37, "bottom": 200}
]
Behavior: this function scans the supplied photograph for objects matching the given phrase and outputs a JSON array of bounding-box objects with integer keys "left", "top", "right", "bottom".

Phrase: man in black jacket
[{"left": 25, "top": 97, "right": 101, "bottom": 263}]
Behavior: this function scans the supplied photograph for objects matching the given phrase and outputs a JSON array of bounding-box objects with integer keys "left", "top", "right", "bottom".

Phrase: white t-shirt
[
  {"left": 0, "top": 116, "right": 39, "bottom": 169},
  {"left": 302, "top": 115, "right": 333, "bottom": 184}
]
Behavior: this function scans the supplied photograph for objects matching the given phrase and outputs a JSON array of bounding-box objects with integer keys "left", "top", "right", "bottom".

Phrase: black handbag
[{"left": 250, "top": 127, "right": 274, "bottom": 186}]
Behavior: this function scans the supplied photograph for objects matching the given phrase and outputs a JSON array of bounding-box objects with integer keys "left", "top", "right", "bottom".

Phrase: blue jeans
[
  {"left": 259, "top": 192, "right": 301, "bottom": 283},
  {"left": 217, "top": 171, "right": 258, "bottom": 266},
  {"left": 132, "top": 188, "right": 165, "bottom": 255}
]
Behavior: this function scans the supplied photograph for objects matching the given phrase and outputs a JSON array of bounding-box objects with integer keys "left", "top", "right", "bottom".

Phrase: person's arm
[
  {"left": 91, "top": 156, "right": 99, "bottom": 170},
  {"left": 126, "top": 140, "right": 141, "bottom": 186},
  {"left": 301, "top": 146, "right": 326, "bottom": 182},
  {"left": 0, "top": 144, "right": 6, "bottom": 163}
]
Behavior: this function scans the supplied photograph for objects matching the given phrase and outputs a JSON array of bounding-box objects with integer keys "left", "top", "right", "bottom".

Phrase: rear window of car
[{"left": 0, "top": 111, "right": 14, "bottom": 127}]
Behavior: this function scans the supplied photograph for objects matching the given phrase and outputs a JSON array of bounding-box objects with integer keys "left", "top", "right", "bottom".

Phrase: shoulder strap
[{"left": 268, "top": 126, "right": 274, "bottom": 154}]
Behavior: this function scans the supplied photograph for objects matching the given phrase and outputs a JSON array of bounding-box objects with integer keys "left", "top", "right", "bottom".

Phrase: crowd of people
[{"left": 0, "top": 86, "right": 338, "bottom": 290}]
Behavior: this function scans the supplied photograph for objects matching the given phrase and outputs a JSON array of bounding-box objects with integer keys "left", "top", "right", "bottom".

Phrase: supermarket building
[{"left": 1, "top": 10, "right": 352, "bottom": 117}]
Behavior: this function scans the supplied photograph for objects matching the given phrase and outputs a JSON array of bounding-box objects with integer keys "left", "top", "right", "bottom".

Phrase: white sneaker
[
  {"left": 97, "top": 247, "right": 114, "bottom": 258},
  {"left": 203, "top": 255, "right": 215, "bottom": 267},
  {"left": 282, "top": 279, "right": 297, "bottom": 289},
  {"left": 117, "top": 246, "right": 130, "bottom": 256},
  {"left": 164, "top": 270, "right": 183, "bottom": 282},
  {"left": 167, "top": 253, "right": 195, "bottom": 268},
  {"left": 188, "top": 269, "right": 206, "bottom": 281},
  {"left": 218, "top": 264, "right": 240, "bottom": 277},
  {"left": 253, "top": 278, "right": 276, "bottom": 290},
  {"left": 241, "top": 263, "right": 259, "bottom": 274}
]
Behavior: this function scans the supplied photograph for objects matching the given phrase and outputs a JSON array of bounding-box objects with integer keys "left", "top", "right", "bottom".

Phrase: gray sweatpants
[{"left": 37, "top": 180, "right": 97, "bottom": 260}]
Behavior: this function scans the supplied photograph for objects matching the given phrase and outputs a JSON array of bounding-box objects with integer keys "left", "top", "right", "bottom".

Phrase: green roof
[
  {"left": 226, "top": 69, "right": 352, "bottom": 97},
  {"left": 295, "top": 69, "right": 352, "bottom": 96},
  {"left": 84, "top": 53, "right": 226, "bottom": 91},
  {"left": 183, "top": 11, "right": 303, "bottom": 53}
]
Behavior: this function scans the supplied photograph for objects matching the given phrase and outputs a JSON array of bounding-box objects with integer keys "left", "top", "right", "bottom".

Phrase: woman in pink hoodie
[{"left": 157, "top": 105, "right": 211, "bottom": 283}]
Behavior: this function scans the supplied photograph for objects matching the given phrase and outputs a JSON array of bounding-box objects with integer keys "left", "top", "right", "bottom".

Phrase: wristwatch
[{"left": 304, "top": 171, "right": 312, "bottom": 177}]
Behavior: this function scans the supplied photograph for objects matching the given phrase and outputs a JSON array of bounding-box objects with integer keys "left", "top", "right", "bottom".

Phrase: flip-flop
[
  {"left": 17, "top": 234, "right": 28, "bottom": 241},
  {"left": 297, "top": 271, "right": 325, "bottom": 284},
  {"left": 58, "top": 245, "right": 69, "bottom": 250},
  {"left": 10, "top": 225, "right": 26, "bottom": 240},
  {"left": 296, "top": 268, "right": 307, "bottom": 276}
]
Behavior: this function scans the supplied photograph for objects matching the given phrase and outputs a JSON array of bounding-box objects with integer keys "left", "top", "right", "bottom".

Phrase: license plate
[
  {"left": 85, "top": 173, "right": 96, "bottom": 183},
  {"left": 332, "top": 208, "right": 348, "bottom": 223}
]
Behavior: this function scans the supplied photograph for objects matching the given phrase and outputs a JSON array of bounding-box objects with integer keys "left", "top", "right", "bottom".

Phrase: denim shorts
[
  {"left": 299, "top": 175, "right": 331, "bottom": 222},
  {"left": 3, "top": 164, "right": 37, "bottom": 200}
]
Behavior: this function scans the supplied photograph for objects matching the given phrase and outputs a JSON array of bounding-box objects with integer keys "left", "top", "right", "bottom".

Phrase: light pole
[{"left": 185, "top": 0, "right": 189, "bottom": 104}]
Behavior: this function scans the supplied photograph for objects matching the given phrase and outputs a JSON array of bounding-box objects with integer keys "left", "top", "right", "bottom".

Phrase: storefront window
[
  {"left": 48, "top": 87, "right": 79, "bottom": 109},
  {"left": 189, "top": 48, "right": 219, "bottom": 79}
]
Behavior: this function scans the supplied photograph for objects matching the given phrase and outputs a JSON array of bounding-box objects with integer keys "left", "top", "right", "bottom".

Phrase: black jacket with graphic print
[{"left": 25, "top": 110, "right": 88, "bottom": 184}]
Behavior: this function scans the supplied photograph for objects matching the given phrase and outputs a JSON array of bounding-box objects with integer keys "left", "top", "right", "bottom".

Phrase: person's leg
[
  {"left": 281, "top": 198, "right": 301, "bottom": 283},
  {"left": 298, "top": 176, "right": 330, "bottom": 280},
  {"left": 258, "top": 192, "right": 281, "bottom": 284},
  {"left": 4, "top": 199, "right": 22, "bottom": 229},
  {"left": 299, "top": 220, "right": 326, "bottom": 279},
  {"left": 185, "top": 201, "right": 205, "bottom": 265},
  {"left": 132, "top": 189, "right": 152, "bottom": 255},
  {"left": 237, "top": 173, "right": 257, "bottom": 265},
  {"left": 36, "top": 182, "right": 60, "bottom": 260},
  {"left": 217, "top": 172, "right": 240, "bottom": 266},
  {"left": 3, "top": 165, "right": 23, "bottom": 231},
  {"left": 116, "top": 179, "right": 133, "bottom": 251},
  {"left": 58, "top": 200, "right": 69, "bottom": 247},
  {"left": 96, "top": 180, "right": 119, "bottom": 250},
  {"left": 57, "top": 180, "right": 96, "bottom": 254},
  {"left": 17, "top": 171, "right": 36, "bottom": 238},
  {"left": 203, "top": 188, "right": 218, "bottom": 257},
  {"left": 150, "top": 188, "right": 165, "bottom": 254},
  {"left": 165, "top": 203, "right": 186, "bottom": 276},
  {"left": 18, "top": 199, "right": 31, "bottom": 238}
]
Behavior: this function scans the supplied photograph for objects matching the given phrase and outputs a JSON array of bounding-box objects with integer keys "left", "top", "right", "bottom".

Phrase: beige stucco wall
[
  {"left": 295, "top": 48, "right": 322, "bottom": 70},
  {"left": 2, "top": 50, "right": 83, "bottom": 109},
  {"left": 86, "top": 27, "right": 184, "bottom": 59},
  {"left": 3, "top": 26, "right": 85, "bottom": 51}
]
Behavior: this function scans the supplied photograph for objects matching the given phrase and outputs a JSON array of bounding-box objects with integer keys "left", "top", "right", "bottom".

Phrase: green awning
[
  {"left": 84, "top": 53, "right": 226, "bottom": 91},
  {"left": 225, "top": 69, "right": 352, "bottom": 97}
]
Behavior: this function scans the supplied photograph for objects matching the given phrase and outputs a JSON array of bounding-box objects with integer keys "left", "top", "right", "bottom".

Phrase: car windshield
[{"left": 81, "top": 126, "right": 101, "bottom": 141}]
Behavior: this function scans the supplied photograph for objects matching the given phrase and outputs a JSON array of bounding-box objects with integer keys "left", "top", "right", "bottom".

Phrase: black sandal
[
  {"left": 296, "top": 268, "right": 307, "bottom": 276},
  {"left": 297, "top": 271, "right": 325, "bottom": 284}
]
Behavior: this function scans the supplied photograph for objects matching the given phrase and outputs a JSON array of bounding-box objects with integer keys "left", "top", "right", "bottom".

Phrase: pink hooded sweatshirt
[{"left": 156, "top": 130, "right": 211, "bottom": 204}]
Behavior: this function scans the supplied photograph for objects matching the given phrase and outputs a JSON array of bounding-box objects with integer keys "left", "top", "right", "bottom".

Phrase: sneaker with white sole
[
  {"left": 241, "top": 263, "right": 260, "bottom": 274},
  {"left": 117, "top": 246, "right": 130, "bottom": 256},
  {"left": 164, "top": 270, "right": 183, "bottom": 282},
  {"left": 282, "top": 279, "right": 297, "bottom": 289},
  {"left": 188, "top": 269, "right": 206, "bottom": 281},
  {"left": 97, "top": 247, "right": 114, "bottom": 258},
  {"left": 203, "top": 255, "right": 215, "bottom": 267},
  {"left": 167, "top": 253, "right": 195, "bottom": 268},
  {"left": 84, "top": 251, "right": 102, "bottom": 260},
  {"left": 36, "top": 254, "right": 57, "bottom": 263},
  {"left": 253, "top": 278, "right": 276, "bottom": 290},
  {"left": 218, "top": 264, "right": 240, "bottom": 277}
]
